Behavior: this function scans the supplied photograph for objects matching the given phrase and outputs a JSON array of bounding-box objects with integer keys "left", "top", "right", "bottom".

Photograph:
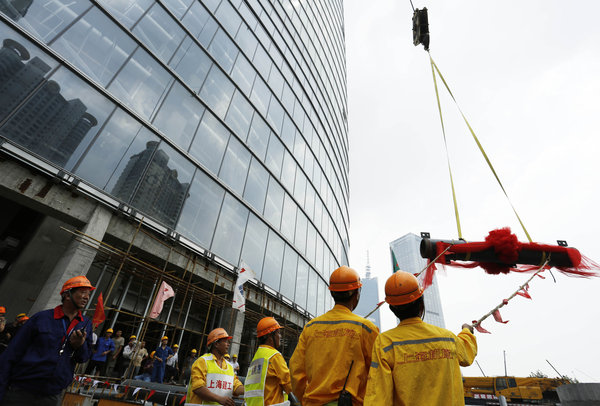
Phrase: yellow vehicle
[{"left": 463, "top": 376, "right": 569, "bottom": 403}]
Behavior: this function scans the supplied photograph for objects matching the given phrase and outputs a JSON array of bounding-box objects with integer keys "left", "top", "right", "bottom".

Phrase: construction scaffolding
[{"left": 63, "top": 217, "right": 306, "bottom": 377}]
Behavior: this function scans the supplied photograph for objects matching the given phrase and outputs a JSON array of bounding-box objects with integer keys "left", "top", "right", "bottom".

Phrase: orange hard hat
[
  {"left": 21, "top": 316, "right": 29, "bottom": 321},
  {"left": 385, "top": 271, "right": 424, "bottom": 305},
  {"left": 60, "top": 276, "right": 96, "bottom": 295},
  {"left": 256, "top": 317, "right": 282, "bottom": 337},
  {"left": 207, "top": 328, "right": 232, "bottom": 346},
  {"left": 329, "top": 266, "right": 362, "bottom": 292},
  {"left": 0, "top": 306, "right": 6, "bottom": 314}
]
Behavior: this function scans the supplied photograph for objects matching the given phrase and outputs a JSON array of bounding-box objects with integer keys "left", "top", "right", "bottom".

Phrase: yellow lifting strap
[{"left": 429, "top": 54, "right": 533, "bottom": 243}]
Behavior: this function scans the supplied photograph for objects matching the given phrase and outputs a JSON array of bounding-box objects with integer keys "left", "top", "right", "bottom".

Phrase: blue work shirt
[
  {"left": 0, "top": 306, "right": 93, "bottom": 400},
  {"left": 91, "top": 335, "right": 115, "bottom": 362},
  {"left": 153, "top": 344, "right": 173, "bottom": 366}
]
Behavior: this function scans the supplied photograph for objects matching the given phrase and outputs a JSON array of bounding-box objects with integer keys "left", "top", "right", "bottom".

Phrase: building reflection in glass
[
  {"left": 0, "top": 38, "right": 97, "bottom": 167},
  {"left": 112, "top": 141, "right": 190, "bottom": 228}
]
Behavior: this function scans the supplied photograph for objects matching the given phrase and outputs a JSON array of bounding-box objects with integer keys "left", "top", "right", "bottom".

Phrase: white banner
[{"left": 232, "top": 261, "right": 256, "bottom": 312}]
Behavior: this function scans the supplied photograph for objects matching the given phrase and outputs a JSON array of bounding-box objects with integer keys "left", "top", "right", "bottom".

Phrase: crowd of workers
[{"left": 0, "top": 265, "right": 478, "bottom": 405}]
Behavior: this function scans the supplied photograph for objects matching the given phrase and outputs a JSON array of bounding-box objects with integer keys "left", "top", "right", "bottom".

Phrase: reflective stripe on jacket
[
  {"left": 245, "top": 345, "right": 290, "bottom": 406},
  {"left": 364, "top": 317, "right": 477, "bottom": 406},
  {"left": 186, "top": 353, "right": 235, "bottom": 405},
  {"left": 289, "top": 305, "right": 379, "bottom": 405}
]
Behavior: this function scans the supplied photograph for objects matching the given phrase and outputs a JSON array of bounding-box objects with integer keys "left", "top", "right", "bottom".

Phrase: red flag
[
  {"left": 472, "top": 321, "right": 491, "bottom": 334},
  {"left": 492, "top": 309, "right": 509, "bottom": 324},
  {"left": 179, "top": 395, "right": 187, "bottom": 405},
  {"left": 92, "top": 293, "right": 105, "bottom": 328},
  {"left": 150, "top": 281, "right": 175, "bottom": 319},
  {"left": 146, "top": 390, "right": 156, "bottom": 401}
]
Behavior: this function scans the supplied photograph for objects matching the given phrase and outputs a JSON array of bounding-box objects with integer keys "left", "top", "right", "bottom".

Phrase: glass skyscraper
[
  {"left": 0, "top": 0, "right": 349, "bottom": 320},
  {"left": 390, "top": 233, "right": 446, "bottom": 328}
]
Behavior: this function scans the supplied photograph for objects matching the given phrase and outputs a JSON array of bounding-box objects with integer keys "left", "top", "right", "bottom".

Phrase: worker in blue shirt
[
  {"left": 86, "top": 328, "right": 115, "bottom": 376},
  {"left": 0, "top": 275, "right": 95, "bottom": 406},
  {"left": 152, "top": 336, "right": 174, "bottom": 383}
]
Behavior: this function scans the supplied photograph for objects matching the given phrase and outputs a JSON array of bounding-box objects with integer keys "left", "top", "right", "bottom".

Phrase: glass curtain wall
[{"left": 0, "top": 0, "right": 349, "bottom": 316}]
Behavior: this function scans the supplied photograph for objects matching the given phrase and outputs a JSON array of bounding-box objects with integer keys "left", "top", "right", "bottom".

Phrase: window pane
[
  {"left": 234, "top": 24, "right": 258, "bottom": 58},
  {"left": 317, "top": 279, "right": 325, "bottom": 315},
  {"left": 316, "top": 235, "right": 324, "bottom": 276},
  {"left": 261, "top": 230, "right": 284, "bottom": 290},
  {"left": 294, "top": 210, "right": 307, "bottom": 255},
  {"left": 249, "top": 76, "right": 270, "bottom": 117},
  {"left": 280, "top": 151, "right": 296, "bottom": 192},
  {"left": 161, "top": 0, "right": 193, "bottom": 19},
  {"left": 306, "top": 223, "right": 316, "bottom": 266},
  {"left": 181, "top": 2, "right": 217, "bottom": 46},
  {"left": 5, "top": 0, "right": 89, "bottom": 43},
  {"left": 0, "top": 66, "right": 113, "bottom": 170},
  {"left": 239, "top": 213, "right": 268, "bottom": 275},
  {"left": 130, "top": 142, "right": 195, "bottom": 228},
  {"left": 108, "top": 130, "right": 160, "bottom": 202},
  {"left": 208, "top": 28, "right": 238, "bottom": 73},
  {"left": 295, "top": 258, "right": 308, "bottom": 308},
  {"left": 214, "top": 0, "right": 241, "bottom": 35},
  {"left": 252, "top": 44, "right": 271, "bottom": 77},
  {"left": 108, "top": 48, "right": 172, "bottom": 120},
  {"left": 74, "top": 108, "right": 141, "bottom": 189},
  {"left": 280, "top": 245, "right": 297, "bottom": 301},
  {"left": 176, "top": 169, "right": 225, "bottom": 249},
  {"left": 293, "top": 169, "right": 307, "bottom": 206},
  {"left": 219, "top": 136, "right": 250, "bottom": 195},
  {"left": 246, "top": 113, "right": 270, "bottom": 160},
  {"left": 225, "top": 90, "right": 253, "bottom": 139},
  {"left": 243, "top": 158, "right": 268, "bottom": 213},
  {"left": 264, "top": 134, "right": 284, "bottom": 178},
  {"left": 280, "top": 193, "right": 297, "bottom": 242},
  {"left": 266, "top": 97, "right": 284, "bottom": 134},
  {"left": 199, "top": 65, "right": 234, "bottom": 118},
  {"left": 97, "top": 0, "right": 152, "bottom": 28},
  {"left": 132, "top": 4, "right": 185, "bottom": 62},
  {"left": 189, "top": 111, "right": 229, "bottom": 174},
  {"left": 263, "top": 177, "right": 284, "bottom": 228},
  {"left": 230, "top": 53, "right": 255, "bottom": 95},
  {"left": 307, "top": 270, "right": 317, "bottom": 315},
  {"left": 280, "top": 113, "right": 295, "bottom": 150},
  {"left": 211, "top": 194, "right": 249, "bottom": 264},
  {"left": 153, "top": 82, "right": 204, "bottom": 150},
  {"left": 268, "top": 66, "right": 284, "bottom": 98},
  {"left": 52, "top": 8, "right": 136, "bottom": 87},
  {"left": 170, "top": 39, "right": 212, "bottom": 92}
]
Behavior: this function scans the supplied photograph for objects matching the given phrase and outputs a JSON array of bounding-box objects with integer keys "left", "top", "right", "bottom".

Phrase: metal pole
[
  {"left": 503, "top": 350, "right": 507, "bottom": 377},
  {"left": 110, "top": 274, "right": 133, "bottom": 329},
  {"left": 136, "top": 280, "right": 158, "bottom": 338},
  {"left": 178, "top": 295, "right": 193, "bottom": 347},
  {"left": 160, "top": 293, "right": 176, "bottom": 337},
  {"left": 85, "top": 261, "right": 108, "bottom": 312},
  {"left": 546, "top": 359, "right": 566, "bottom": 380},
  {"left": 476, "top": 360, "right": 486, "bottom": 377}
]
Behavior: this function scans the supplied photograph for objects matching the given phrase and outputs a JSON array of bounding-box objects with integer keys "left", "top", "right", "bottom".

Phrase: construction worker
[
  {"left": 364, "top": 271, "right": 478, "bottom": 405},
  {"left": 186, "top": 328, "right": 243, "bottom": 406},
  {"left": 245, "top": 317, "right": 292, "bottom": 406},
  {"left": 182, "top": 348, "right": 198, "bottom": 384},
  {"left": 152, "top": 336, "right": 174, "bottom": 383},
  {"left": 289, "top": 266, "right": 379, "bottom": 405},
  {"left": 0, "top": 275, "right": 95, "bottom": 405},
  {"left": 87, "top": 328, "right": 115, "bottom": 376}
]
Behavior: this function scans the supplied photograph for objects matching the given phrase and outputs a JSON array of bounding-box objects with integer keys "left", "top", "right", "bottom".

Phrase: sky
[{"left": 344, "top": 0, "right": 600, "bottom": 382}]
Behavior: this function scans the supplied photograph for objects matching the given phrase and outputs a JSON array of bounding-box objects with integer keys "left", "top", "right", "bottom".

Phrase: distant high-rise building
[
  {"left": 354, "top": 251, "right": 381, "bottom": 330},
  {"left": 390, "top": 233, "right": 446, "bottom": 328}
]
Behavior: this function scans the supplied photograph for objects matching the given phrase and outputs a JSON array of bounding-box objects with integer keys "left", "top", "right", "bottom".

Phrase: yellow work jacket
[
  {"left": 186, "top": 353, "right": 242, "bottom": 405},
  {"left": 364, "top": 317, "right": 477, "bottom": 406},
  {"left": 289, "top": 304, "right": 379, "bottom": 406},
  {"left": 245, "top": 345, "right": 291, "bottom": 406}
]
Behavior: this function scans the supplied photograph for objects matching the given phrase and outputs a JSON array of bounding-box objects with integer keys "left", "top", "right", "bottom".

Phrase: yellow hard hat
[
  {"left": 385, "top": 271, "right": 424, "bottom": 305},
  {"left": 16, "top": 313, "right": 27, "bottom": 319},
  {"left": 191, "top": 349, "right": 197, "bottom": 353},
  {"left": 129, "top": 335, "right": 136, "bottom": 340},
  {"left": 224, "top": 353, "right": 230, "bottom": 359},
  {"left": 162, "top": 336, "right": 168, "bottom": 341},
  {"left": 173, "top": 344, "right": 179, "bottom": 348},
  {"left": 329, "top": 266, "right": 362, "bottom": 292}
]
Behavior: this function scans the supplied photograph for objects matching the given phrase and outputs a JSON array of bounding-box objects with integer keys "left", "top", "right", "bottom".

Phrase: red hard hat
[
  {"left": 329, "top": 266, "right": 362, "bottom": 292},
  {"left": 256, "top": 317, "right": 282, "bottom": 337},
  {"left": 60, "top": 276, "right": 96, "bottom": 295}
]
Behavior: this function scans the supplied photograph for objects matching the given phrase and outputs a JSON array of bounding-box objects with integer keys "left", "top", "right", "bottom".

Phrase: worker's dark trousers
[{"left": 0, "top": 387, "right": 60, "bottom": 406}]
